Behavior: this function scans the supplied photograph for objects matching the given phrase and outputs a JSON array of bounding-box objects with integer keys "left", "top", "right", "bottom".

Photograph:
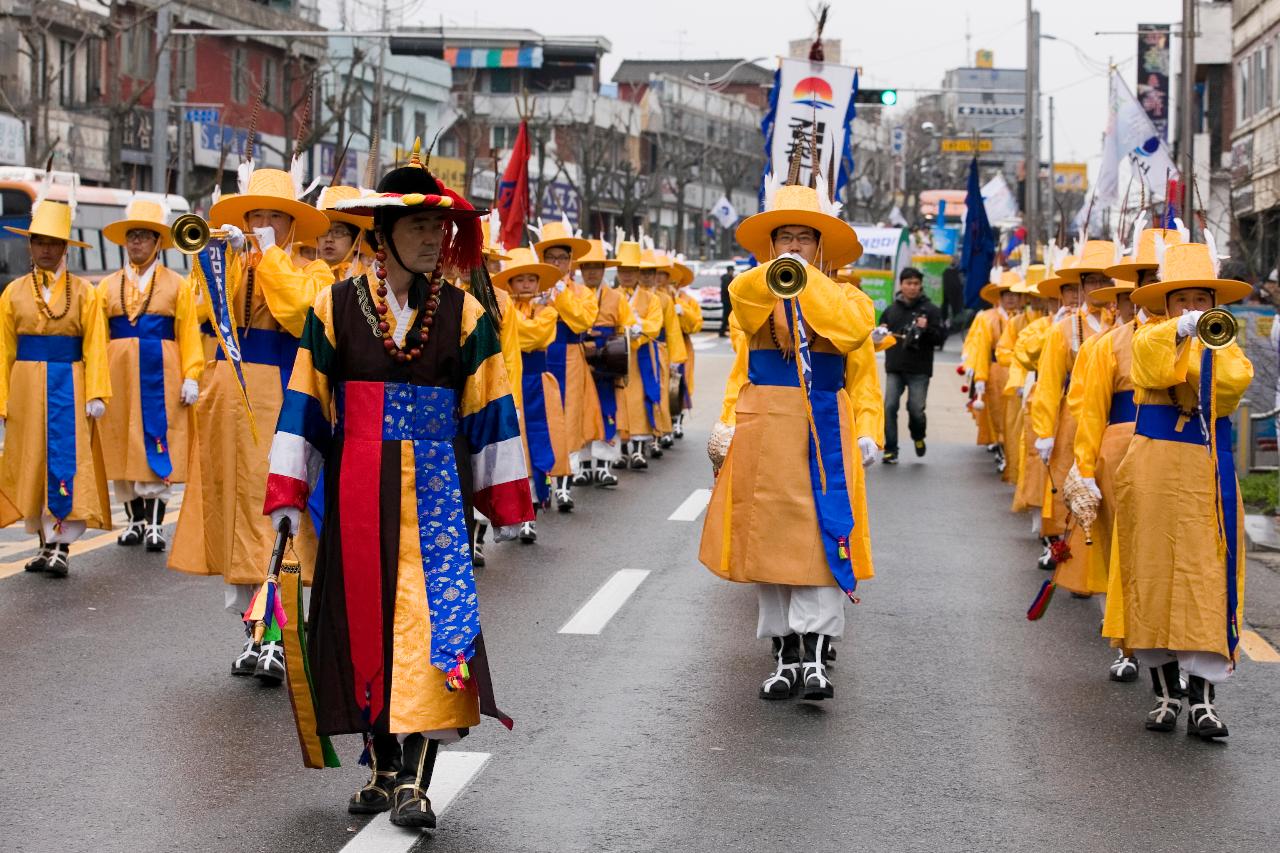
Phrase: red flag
[{"left": 495, "top": 120, "right": 530, "bottom": 250}]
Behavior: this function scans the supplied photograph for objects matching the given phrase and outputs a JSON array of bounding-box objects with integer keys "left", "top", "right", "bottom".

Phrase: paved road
[{"left": 3, "top": 332, "right": 1280, "bottom": 853}]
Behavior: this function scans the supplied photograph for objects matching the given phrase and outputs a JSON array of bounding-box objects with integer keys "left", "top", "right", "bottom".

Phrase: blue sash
[
  {"left": 17, "top": 335, "right": 82, "bottom": 520},
  {"left": 748, "top": 345, "right": 856, "bottom": 596},
  {"left": 521, "top": 350, "right": 556, "bottom": 504},
  {"left": 636, "top": 340, "right": 662, "bottom": 430},
  {"left": 590, "top": 325, "right": 618, "bottom": 442},
  {"left": 1108, "top": 390, "right": 1136, "bottom": 425},
  {"left": 109, "top": 314, "right": 176, "bottom": 480}
]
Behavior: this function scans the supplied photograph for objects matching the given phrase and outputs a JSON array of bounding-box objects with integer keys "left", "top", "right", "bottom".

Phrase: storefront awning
[{"left": 444, "top": 45, "right": 543, "bottom": 69}]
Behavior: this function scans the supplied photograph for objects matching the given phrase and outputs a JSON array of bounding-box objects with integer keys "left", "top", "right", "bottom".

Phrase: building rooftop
[{"left": 612, "top": 59, "right": 775, "bottom": 86}]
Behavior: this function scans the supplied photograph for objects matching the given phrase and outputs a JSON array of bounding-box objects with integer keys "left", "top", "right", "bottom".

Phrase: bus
[{"left": 0, "top": 168, "right": 191, "bottom": 286}]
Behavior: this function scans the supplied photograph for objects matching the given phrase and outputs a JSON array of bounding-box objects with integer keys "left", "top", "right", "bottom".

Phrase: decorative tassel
[
  {"left": 58, "top": 480, "right": 69, "bottom": 497},
  {"left": 1027, "top": 580, "right": 1056, "bottom": 621},
  {"left": 444, "top": 653, "right": 471, "bottom": 692},
  {"left": 1049, "top": 537, "right": 1072, "bottom": 566},
  {"left": 837, "top": 537, "right": 849, "bottom": 561}
]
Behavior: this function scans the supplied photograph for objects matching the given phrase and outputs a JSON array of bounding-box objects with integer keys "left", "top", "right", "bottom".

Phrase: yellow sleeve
[
  {"left": 1131, "top": 318, "right": 1192, "bottom": 389},
  {"left": 81, "top": 280, "right": 112, "bottom": 402},
  {"left": 254, "top": 247, "right": 335, "bottom": 337},
  {"left": 0, "top": 286, "right": 15, "bottom": 418},
  {"left": 518, "top": 304, "right": 558, "bottom": 351},
  {"left": 875, "top": 334, "right": 897, "bottom": 353},
  {"left": 552, "top": 282, "right": 599, "bottom": 334},
  {"left": 1030, "top": 324, "right": 1067, "bottom": 439},
  {"left": 796, "top": 266, "right": 870, "bottom": 352},
  {"left": 678, "top": 293, "right": 703, "bottom": 334},
  {"left": 846, "top": 338, "right": 885, "bottom": 446},
  {"left": 664, "top": 298, "right": 688, "bottom": 364},
  {"left": 1072, "top": 333, "right": 1115, "bottom": 479},
  {"left": 635, "top": 292, "right": 663, "bottom": 343},
  {"left": 615, "top": 293, "right": 637, "bottom": 329},
  {"left": 1065, "top": 334, "right": 1099, "bottom": 419},
  {"left": 1004, "top": 362, "right": 1026, "bottom": 395},
  {"left": 1207, "top": 344, "right": 1255, "bottom": 413},
  {"left": 1014, "top": 318, "right": 1046, "bottom": 371},
  {"left": 970, "top": 315, "right": 994, "bottom": 382},
  {"left": 718, "top": 317, "right": 749, "bottom": 426},
  {"left": 996, "top": 316, "right": 1020, "bottom": 367},
  {"left": 174, "top": 272, "right": 204, "bottom": 381},
  {"left": 500, "top": 300, "right": 523, "bottom": 409}
]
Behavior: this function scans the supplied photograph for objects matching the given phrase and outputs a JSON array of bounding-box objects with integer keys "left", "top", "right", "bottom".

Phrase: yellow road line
[{"left": 1240, "top": 629, "right": 1280, "bottom": 663}]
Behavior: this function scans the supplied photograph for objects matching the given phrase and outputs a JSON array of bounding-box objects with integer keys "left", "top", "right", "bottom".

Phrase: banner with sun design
[{"left": 767, "top": 58, "right": 858, "bottom": 195}]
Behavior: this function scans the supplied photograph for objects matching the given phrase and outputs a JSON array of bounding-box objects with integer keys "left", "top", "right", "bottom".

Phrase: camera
[{"left": 902, "top": 311, "right": 927, "bottom": 349}]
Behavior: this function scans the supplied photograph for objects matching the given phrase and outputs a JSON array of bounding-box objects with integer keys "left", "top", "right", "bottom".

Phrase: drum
[{"left": 588, "top": 332, "right": 630, "bottom": 385}]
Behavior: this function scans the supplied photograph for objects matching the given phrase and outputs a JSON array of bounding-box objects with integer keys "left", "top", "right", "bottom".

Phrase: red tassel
[
  {"left": 437, "top": 185, "right": 483, "bottom": 272},
  {"left": 1027, "top": 580, "right": 1056, "bottom": 621}
]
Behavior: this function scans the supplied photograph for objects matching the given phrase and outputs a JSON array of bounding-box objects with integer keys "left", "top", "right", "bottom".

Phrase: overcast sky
[{"left": 323, "top": 0, "right": 1187, "bottom": 174}]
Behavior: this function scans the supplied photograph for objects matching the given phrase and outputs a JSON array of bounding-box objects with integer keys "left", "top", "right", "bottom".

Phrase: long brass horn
[
  {"left": 766, "top": 256, "right": 807, "bottom": 299},
  {"left": 171, "top": 213, "right": 212, "bottom": 255},
  {"left": 1196, "top": 307, "right": 1238, "bottom": 350}
]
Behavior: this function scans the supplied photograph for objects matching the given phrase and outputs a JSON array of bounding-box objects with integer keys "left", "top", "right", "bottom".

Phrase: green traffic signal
[{"left": 880, "top": 89, "right": 898, "bottom": 106}]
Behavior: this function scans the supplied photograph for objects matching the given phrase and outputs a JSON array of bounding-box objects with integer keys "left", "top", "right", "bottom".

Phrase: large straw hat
[
  {"left": 533, "top": 219, "right": 591, "bottom": 260},
  {"left": 1054, "top": 240, "right": 1117, "bottom": 284},
  {"left": 979, "top": 269, "right": 1015, "bottom": 305},
  {"left": 1035, "top": 256, "right": 1078, "bottom": 299},
  {"left": 317, "top": 185, "right": 373, "bottom": 231},
  {"left": 491, "top": 246, "right": 561, "bottom": 292},
  {"left": 103, "top": 198, "right": 174, "bottom": 250},
  {"left": 573, "top": 238, "right": 618, "bottom": 268},
  {"left": 735, "top": 184, "right": 862, "bottom": 268},
  {"left": 209, "top": 169, "right": 330, "bottom": 241},
  {"left": 1128, "top": 243, "right": 1253, "bottom": 312},
  {"left": 615, "top": 241, "right": 643, "bottom": 269},
  {"left": 5, "top": 199, "right": 91, "bottom": 248},
  {"left": 1104, "top": 228, "right": 1183, "bottom": 282},
  {"left": 670, "top": 257, "right": 695, "bottom": 287},
  {"left": 1013, "top": 264, "right": 1046, "bottom": 295},
  {"left": 639, "top": 246, "right": 659, "bottom": 270},
  {"left": 481, "top": 217, "right": 510, "bottom": 262}
]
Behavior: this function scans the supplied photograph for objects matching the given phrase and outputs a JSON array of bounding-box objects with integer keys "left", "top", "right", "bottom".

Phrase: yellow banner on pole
[
  {"left": 1052, "top": 163, "right": 1089, "bottom": 192},
  {"left": 940, "top": 138, "right": 993, "bottom": 153}
]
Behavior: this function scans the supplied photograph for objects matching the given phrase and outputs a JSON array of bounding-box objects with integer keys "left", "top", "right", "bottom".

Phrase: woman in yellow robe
[
  {"left": 98, "top": 199, "right": 204, "bottom": 551},
  {"left": 995, "top": 269, "right": 1044, "bottom": 486},
  {"left": 0, "top": 200, "right": 111, "bottom": 577},
  {"left": 1111, "top": 242, "right": 1252, "bottom": 739},
  {"left": 168, "top": 167, "right": 333, "bottom": 680},
  {"left": 969, "top": 275, "right": 1020, "bottom": 467}
]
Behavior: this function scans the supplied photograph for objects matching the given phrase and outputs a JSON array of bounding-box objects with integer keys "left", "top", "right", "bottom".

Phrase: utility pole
[
  {"left": 700, "top": 72, "right": 710, "bottom": 261},
  {"left": 1047, "top": 95, "right": 1055, "bottom": 247},
  {"left": 152, "top": 5, "right": 172, "bottom": 193},
  {"left": 1180, "top": 0, "right": 1196, "bottom": 240},
  {"left": 176, "top": 38, "right": 188, "bottom": 202},
  {"left": 1024, "top": 3, "right": 1040, "bottom": 254}
]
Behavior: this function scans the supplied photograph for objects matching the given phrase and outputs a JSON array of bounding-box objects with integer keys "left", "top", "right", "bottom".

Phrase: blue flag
[
  {"left": 960, "top": 157, "right": 996, "bottom": 309},
  {"left": 192, "top": 239, "right": 258, "bottom": 440}
]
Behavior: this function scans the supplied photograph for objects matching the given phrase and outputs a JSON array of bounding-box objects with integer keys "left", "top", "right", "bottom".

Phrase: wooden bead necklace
[
  {"left": 31, "top": 263, "right": 72, "bottom": 321},
  {"left": 363, "top": 249, "right": 442, "bottom": 363}
]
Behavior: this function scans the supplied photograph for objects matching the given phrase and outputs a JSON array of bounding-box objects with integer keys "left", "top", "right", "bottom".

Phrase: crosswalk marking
[
  {"left": 340, "top": 751, "right": 491, "bottom": 853},
  {"left": 668, "top": 488, "right": 712, "bottom": 522},
  {"left": 1240, "top": 629, "right": 1280, "bottom": 663},
  {"left": 558, "top": 569, "right": 650, "bottom": 635}
]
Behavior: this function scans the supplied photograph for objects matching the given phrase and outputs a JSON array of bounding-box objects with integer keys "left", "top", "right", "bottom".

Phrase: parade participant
[
  {"left": 98, "top": 199, "right": 203, "bottom": 551},
  {"left": 169, "top": 166, "right": 333, "bottom": 682},
  {"left": 959, "top": 278, "right": 1002, "bottom": 450},
  {"left": 995, "top": 267, "right": 1045, "bottom": 489},
  {"left": 616, "top": 241, "right": 666, "bottom": 469},
  {"left": 0, "top": 198, "right": 111, "bottom": 577},
  {"left": 1012, "top": 261, "right": 1068, "bottom": 523},
  {"left": 532, "top": 220, "right": 602, "bottom": 510},
  {"left": 670, "top": 257, "right": 703, "bottom": 439},
  {"left": 700, "top": 167, "right": 870, "bottom": 702},
  {"left": 574, "top": 237, "right": 636, "bottom": 485},
  {"left": 1110, "top": 241, "right": 1251, "bottom": 738},
  {"left": 265, "top": 145, "right": 533, "bottom": 825},
  {"left": 316, "top": 184, "right": 374, "bottom": 281},
  {"left": 1030, "top": 241, "right": 1114, "bottom": 574},
  {"left": 493, "top": 246, "right": 568, "bottom": 543},
  {"left": 968, "top": 273, "right": 1019, "bottom": 468},
  {"left": 649, "top": 250, "right": 689, "bottom": 450}
]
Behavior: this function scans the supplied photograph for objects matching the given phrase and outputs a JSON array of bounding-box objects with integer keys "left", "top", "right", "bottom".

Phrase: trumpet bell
[
  {"left": 766, "top": 256, "right": 807, "bottom": 299},
  {"left": 171, "top": 213, "right": 212, "bottom": 255},
  {"left": 1196, "top": 307, "right": 1238, "bottom": 350}
]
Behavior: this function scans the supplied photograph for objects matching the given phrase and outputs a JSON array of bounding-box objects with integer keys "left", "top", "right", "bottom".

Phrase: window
[
  {"left": 414, "top": 110, "right": 427, "bottom": 144},
  {"left": 125, "top": 22, "right": 153, "bottom": 78},
  {"left": 85, "top": 38, "right": 102, "bottom": 103},
  {"left": 172, "top": 37, "right": 196, "bottom": 93},
  {"left": 438, "top": 131, "right": 459, "bottom": 158},
  {"left": 1266, "top": 45, "right": 1275, "bottom": 111},
  {"left": 262, "top": 57, "right": 280, "bottom": 106},
  {"left": 232, "top": 48, "right": 249, "bottom": 103},
  {"left": 387, "top": 108, "right": 403, "bottom": 147},
  {"left": 349, "top": 93, "right": 365, "bottom": 135},
  {"left": 1254, "top": 50, "right": 1266, "bottom": 115},
  {"left": 491, "top": 124, "right": 519, "bottom": 150},
  {"left": 1239, "top": 57, "right": 1251, "bottom": 123},
  {"left": 488, "top": 69, "right": 515, "bottom": 94},
  {"left": 59, "top": 40, "right": 76, "bottom": 107}
]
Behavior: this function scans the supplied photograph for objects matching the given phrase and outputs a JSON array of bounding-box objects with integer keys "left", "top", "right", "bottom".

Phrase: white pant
[
  {"left": 756, "top": 584, "right": 846, "bottom": 639},
  {"left": 114, "top": 480, "right": 171, "bottom": 502},
  {"left": 587, "top": 440, "right": 621, "bottom": 463},
  {"left": 25, "top": 515, "right": 86, "bottom": 544},
  {"left": 1133, "top": 648, "right": 1234, "bottom": 684}
]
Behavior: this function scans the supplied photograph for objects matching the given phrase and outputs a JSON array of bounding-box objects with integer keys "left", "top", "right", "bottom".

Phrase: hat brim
[
  {"left": 1129, "top": 279, "right": 1254, "bottom": 312},
  {"left": 323, "top": 209, "right": 374, "bottom": 230},
  {"left": 491, "top": 262, "right": 562, "bottom": 292},
  {"left": 3, "top": 225, "right": 91, "bottom": 249},
  {"left": 574, "top": 258, "right": 620, "bottom": 269},
  {"left": 1089, "top": 283, "right": 1137, "bottom": 302},
  {"left": 672, "top": 264, "right": 694, "bottom": 287},
  {"left": 735, "top": 209, "right": 863, "bottom": 268},
  {"left": 103, "top": 220, "right": 175, "bottom": 251},
  {"left": 1101, "top": 260, "right": 1156, "bottom": 282},
  {"left": 484, "top": 247, "right": 512, "bottom": 262},
  {"left": 979, "top": 283, "right": 1012, "bottom": 304},
  {"left": 209, "top": 194, "right": 333, "bottom": 241},
  {"left": 535, "top": 236, "right": 592, "bottom": 260}
]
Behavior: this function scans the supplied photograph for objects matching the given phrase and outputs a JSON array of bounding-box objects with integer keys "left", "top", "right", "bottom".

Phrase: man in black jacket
[{"left": 877, "top": 267, "right": 944, "bottom": 463}]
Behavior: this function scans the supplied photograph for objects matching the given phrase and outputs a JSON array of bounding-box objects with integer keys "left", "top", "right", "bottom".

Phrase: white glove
[
  {"left": 270, "top": 506, "right": 302, "bottom": 535},
  {"left": 1035, "top": 436, "right": 1055, "bottom": 464},
  {"left": 252, "top": 226, "right": 276, "bottom": 253},
  {"left": 492, "top": 524, "right": 522, "bottom": 543},
  {"left": 180, "top": 378, "right": 199, "bottom": 406},
  {"left": 628, "top": 324, "right": 643, "bottom": 337},
  {"left": 1015, "top": 386, "right": 1025, "bottom": 400},
  {"left": 974, "top": 381, "right": 986, "bottom": 396},
  {"left": 776, "top": 251, "right": 805, "bottom": 265},
  {"left": 222, "top": 224, "right": 246, "bottom": 252},
  {"left": 1081, "top": 476, "right": 1102, "bottom": 500},
  {"left": 85, "top": 398, "right": 105, "bottom": 419},
  {"left": 553, "top": 280, "right": 568, "bottom": 295},
  {"left": 1176, "top": 310, "right": 1203, "bottom": 338},
  {"left": 871, "top": 325, "right": 890, "bottom": 344},
  {"left": 857, "top": 436, "right": 879, "bottom": 468},
  {"left": 675, "top": 304, "right": 684, "bottom": 316}
]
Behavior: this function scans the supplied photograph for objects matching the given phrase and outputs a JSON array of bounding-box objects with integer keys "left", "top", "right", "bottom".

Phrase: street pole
[
  {"left": 152, "top": 5, "right": 172, "bottom": 193},
  {"left": 700, "top": 72, "right": 709, "bottom": 261},
  {"left": 1180, "top": 0, "right": 1196, "bottom": 240},
  {"left": 176, "top": 37, "right": 189, "bottom": 203},
  {"left": 1047, "top": 95, "right": 1055, "bottom": 249},
  {"left": 1024, "top": 3, "right": 1040, "bottom": 254}
]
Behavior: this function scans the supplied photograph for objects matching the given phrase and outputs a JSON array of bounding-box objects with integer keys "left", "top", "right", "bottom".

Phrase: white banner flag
[
  {"left": 709, "top": 195, "right": 738, "bottom": 228},
  {"left": 1097, "top": 70, "right": 1178, "bottom": 204},
  {"left": 981, "top": 172, "right": 1020, "bottom": 224},
  {"left": 769, "top": 58, "right": 857, "bottom": 188}
]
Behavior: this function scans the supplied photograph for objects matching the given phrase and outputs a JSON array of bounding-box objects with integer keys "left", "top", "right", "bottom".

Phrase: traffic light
[{"left": 855, "top": 88, "right": 898, "bottom": 106}]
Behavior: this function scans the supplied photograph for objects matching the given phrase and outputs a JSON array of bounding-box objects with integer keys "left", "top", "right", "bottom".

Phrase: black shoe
[
  {"left": 629, "top": 451, "right": 648, "bottom": 470},
  {"left": 349, "top": 734, "right": 402, "bottom": 814},
  {"left": 914, "top": 440, "right": 926, "bottom": 458},
  {"left": 232, "top": 630, "right": 260, "bottom": 677},
  {"left": 44, "top": 543, "right": 70, "bottom": 578},
  {"left": 118, "top": 498, "right": 145, "bottom": 546},
  {"left": 390, "top": 735, "right": 439, "bottom": 829},
  {"left": 800, "top": 633, "right": 834, "bottom": 700},
  {"left": 254, "top": 641, "right": 284, "bottom": 685},
  {"left": 1109, "top": 653, "right": 1139, "bottom": 683},
  {"left": 594, "top": 466, "right": 619, "bottom": 488},
  {"left": 144, "top": 499, "right": 167, "bottom": 552},
  {"left": 519, "top": 521, "right": 537, "bottom": 544},
  {"left": 673, "top": 416, "right": 685, "bottom": 439},
  {"left": 571, "top": 466, "right": 592, "bottom": 487},
  {"left": 1037, "top": 539, "right": 1056, "bottom": 571},
  {"left": 1145, "top": 661, "right": 1183, "bottom": 732},
  {"left": 994, "top": 446, "right": 1006, "bottom": 473},
  {"left": 882, "top": 450, "right": 899, "bottom": 465},
  {"left": 985, "top": 443, "right": 1000, "bottom": 453},
  {"left": 554, "top": 480, "right": 574, "bottom": 513},
  {"left": 650, "top": 442, "right": 665, "bottom": 459},
  {"left": 1186, "top": 675, "right": 1229, "bottom": 739},
  {"left": 659, "top": 434, "right": 674, "bottom": 449},
  {"left": 24, "top": 535, "right": 51, "bottom": 573},
  {"left": 759, "top": 634, "right": 801, "bottom": 700}
]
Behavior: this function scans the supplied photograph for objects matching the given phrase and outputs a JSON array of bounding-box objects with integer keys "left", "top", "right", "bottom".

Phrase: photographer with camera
[{"left": 877, "top": 267, "right": 944, "bottom": 463}]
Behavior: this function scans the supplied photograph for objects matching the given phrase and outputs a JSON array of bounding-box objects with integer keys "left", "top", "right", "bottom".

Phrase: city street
[{"left": 3, "top": 333, "right": 1280, "bottom": 853}]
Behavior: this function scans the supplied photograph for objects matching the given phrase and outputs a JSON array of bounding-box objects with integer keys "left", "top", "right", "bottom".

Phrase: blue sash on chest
[
  {"left": 1108, "top": 390, "right": 1136, "bottom": 425},
  {"left": 110, "top": 314, "right": 176, "bottom": 480},
  {"left": 17, "top": 335, "right": 82, "bottom": 520}
]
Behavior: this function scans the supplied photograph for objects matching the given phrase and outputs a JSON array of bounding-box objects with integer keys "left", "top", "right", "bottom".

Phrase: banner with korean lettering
[
  {"left": 768, "top": 57, "right": 858, "bottom": 193},
  {"left": 190, "top": 238, "right": 258, "bottom": 441},
  {"left": 1137, "top": 24, "right": 1171, "bottom": 141}
]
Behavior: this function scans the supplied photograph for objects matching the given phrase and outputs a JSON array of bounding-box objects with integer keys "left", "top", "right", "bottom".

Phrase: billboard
[{"left": 1137, "top": 24, "right": 1171, "bottom": 141}]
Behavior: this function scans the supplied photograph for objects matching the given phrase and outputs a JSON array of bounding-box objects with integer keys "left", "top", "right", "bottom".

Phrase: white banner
[
  {"left": 0, "top": 114, "right": 26, "bottom": 166},
  {"left": 1096, "top": 70, "right": 1178, "bottom": 204},
  {"left": 981, "top": 172, "right": 1020, "bottom": 224},
  {"left": 769, "top": 57, "right": 857, "bottom": 188}
]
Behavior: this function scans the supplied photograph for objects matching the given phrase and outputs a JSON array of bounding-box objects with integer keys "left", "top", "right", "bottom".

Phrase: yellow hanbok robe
[
  {"left": 970, "top": 307, "right": 1009, "bottom": 447},
  {"left": 675, "top": 288, "right": 704, "bottom": 402},
  {"left": 617, "top": 286, "right": 665, "bottom": 441},
  {"left": 513, "top": 297, "right": 570, "bottom": 480},
  {"left": 1011, "top": 315, "right": 1052, "bottom": 512},
  {"left": 996, "top": 309, "right": 1039, "bottom": 485},
  {"left": 550, "top": 280, "right": 603, "bottom": 452}
]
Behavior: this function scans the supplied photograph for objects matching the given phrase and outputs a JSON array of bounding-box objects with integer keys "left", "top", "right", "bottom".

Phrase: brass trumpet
[
  {"left": 171, "top": 213, "right": 253, "bottom": 255},
  {"left": 1196, "top": 307, "right": 1238, "bottom": 350},
  {"left": 766, "top": 256, "right": 807, "bottom": 299}
]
